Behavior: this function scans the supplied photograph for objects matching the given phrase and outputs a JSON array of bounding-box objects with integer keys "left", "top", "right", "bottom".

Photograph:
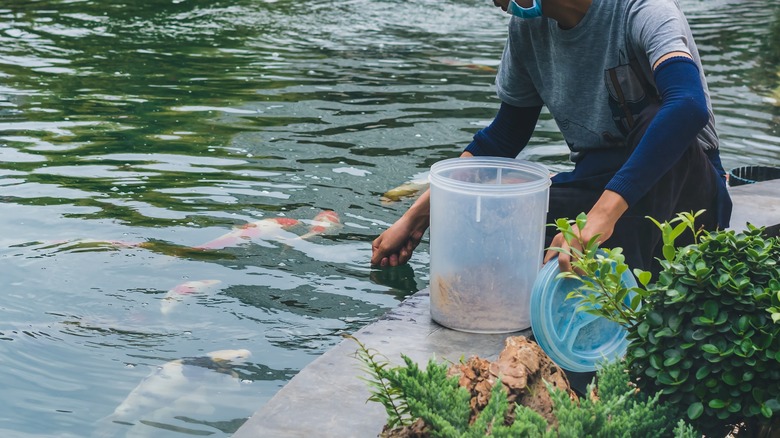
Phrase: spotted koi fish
[
  {"left": 194, "top": 217, "right": 300, "bottom": 250},
  {"left": 160, "top": 279, "right": 222, "bottom": 315},
  {"left": 298, "top": 210, "right": 341, "bottom": 240}
]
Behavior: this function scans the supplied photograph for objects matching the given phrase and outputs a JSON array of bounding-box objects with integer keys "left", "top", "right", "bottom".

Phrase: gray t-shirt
[{"left": 496, "top": 0, "right": 718, "bottom": 159}]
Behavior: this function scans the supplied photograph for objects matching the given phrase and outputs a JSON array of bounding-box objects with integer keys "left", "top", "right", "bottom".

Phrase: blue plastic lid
[{"left": 530, "top": 256, "right": 636, "bottom": 373}]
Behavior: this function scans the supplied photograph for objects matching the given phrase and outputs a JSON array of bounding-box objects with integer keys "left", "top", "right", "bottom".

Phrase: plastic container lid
[
  {"left": 429, "top": 157, "right": 550, "bottom": 196},
  {"left": 530, "top": 257, "right": 636, "bottom": 373}
]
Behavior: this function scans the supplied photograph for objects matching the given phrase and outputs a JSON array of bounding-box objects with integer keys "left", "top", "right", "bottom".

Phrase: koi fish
[
  {"left": 34, "top": 239, "right": 148, "bottom": 251},
  {"left": 436, "top": 57, "right": 498, "bottom": 73},
  {"left": 770, "top": 84, "right": 780, "bottom": 107},
  {"left": 381, "top": 173, "right": 430, "bottom": 203},
  {"left": 298, "top": 210, "right": 341, "bottom": 240},
  {"left": 97, "top": 349, "right": 251, "bottom": 435},
  {"left": 194, "top": 217, "right": 300, "bottom": 250},
  {"left": 160, "top": 279, "right": 222, "bottom": 315}
]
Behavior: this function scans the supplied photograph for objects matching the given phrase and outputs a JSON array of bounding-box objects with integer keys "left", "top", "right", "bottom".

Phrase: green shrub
[
  {"left": 551, "top": 212, "right": 780, "bottom": 435},
  {"left": 627, "top": 222, "right": 780, "bottom": 433},
  {"left": 350, "top": 335, "right": 697, "bottom": 437}
]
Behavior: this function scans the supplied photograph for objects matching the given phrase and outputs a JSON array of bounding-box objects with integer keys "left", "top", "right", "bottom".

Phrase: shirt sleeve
[
  {"left": 605, "top": 56, "right": 709, "bottom": 206},
  {"left": 495, "top": 19, "right": 545, "bottom": 108},
  {"left": 464, "top": 102, "right": 542, "bottom": 158},
  {"left": 627, "top": 0, "right": 693, "bottom": 68}
]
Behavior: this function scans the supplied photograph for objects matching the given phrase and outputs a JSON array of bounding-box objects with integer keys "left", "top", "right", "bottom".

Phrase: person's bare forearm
[
  {"left": 585, "top": 189, "right": 628, "bottom": 243},
  {"left": 403, "top": 188, "right": 431, "bottom": 222},
  {"left": 402, "top": 150, "right": 472, "bottom": 222}
]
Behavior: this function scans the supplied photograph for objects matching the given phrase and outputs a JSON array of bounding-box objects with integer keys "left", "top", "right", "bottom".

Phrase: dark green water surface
[{"left": 0, "top": 0, "right": 778, "bottom": 436}]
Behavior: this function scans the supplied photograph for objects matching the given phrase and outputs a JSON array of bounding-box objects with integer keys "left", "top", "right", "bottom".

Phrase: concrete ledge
[
  {"left": 728, "top": 178, "right": 780, "bottom": 236},
  {"left": 234, "top": 178, "right": 780, "bottom": 438},
  {"left": 233, "top": 290, "right": 530, "bottom": 438}
]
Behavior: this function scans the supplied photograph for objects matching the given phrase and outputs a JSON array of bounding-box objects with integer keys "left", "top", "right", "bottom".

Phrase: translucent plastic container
[{"left": 428, "top": 157, "right": 550, "bottom": 333}]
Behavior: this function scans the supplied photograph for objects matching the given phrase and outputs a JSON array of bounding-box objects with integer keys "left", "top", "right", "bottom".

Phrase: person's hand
[
  {"left": 543, "top": 190, "right": 628, "bottom": 272},
  {"left": 544, "top": 218, "right": 612, "bottom": 273},
  {"left": 371, "top": 213, "right": 430, "bottom": 267},
  {"left": 372, "top": 151, "right": 473, "bottom": 267}
]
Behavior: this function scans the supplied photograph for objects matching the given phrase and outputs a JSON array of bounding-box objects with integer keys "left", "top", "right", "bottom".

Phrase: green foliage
[
  {"left": 543, "top": 360, "right": 695, "bottom": 438},
  {"left": 352, "top": 336, "right": 698, "bottom": 437},
  {"left": 626, "top": 222, "right": 780, "bottom": 433},
  {"left": 385, "top": 355, "right": 472, "bottom": 436},
  {"left": 552, "top": 211, "right": 780, "bottom": 434},
  {"left": 550, "top": 213, "right": 647, "bottom": 329}
]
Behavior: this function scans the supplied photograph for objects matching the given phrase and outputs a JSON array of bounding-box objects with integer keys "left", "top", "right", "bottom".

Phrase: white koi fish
[
  {"left": 96, "top": 349, "right": 251, "bottom": 436},
  {"left": 160, "top": 279, "right": 222, "bottom": 316},
  {"left": 298, "top": 210, "right": 342, "bottom": 240},
  {"left": 194, "top": 217, "right": 300, "bottom": 250},
  {"left": 435, "top": 57, "right": 499, "bottom": 72}
]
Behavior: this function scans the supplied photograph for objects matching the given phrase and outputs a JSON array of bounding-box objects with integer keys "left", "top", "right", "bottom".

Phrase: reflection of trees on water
[
  {"left": 763, "top": 9, "right": 780, "bottom": 106},
  {"left": 763, "top": 9, "right": 780, "bottom": 68}
]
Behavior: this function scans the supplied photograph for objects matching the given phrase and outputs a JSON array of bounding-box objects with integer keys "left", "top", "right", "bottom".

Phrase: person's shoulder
[
  {"left": 625, "top": 0, "right": 682, "bottom": 7},
  {"left": 624, "top": 0, "right": 684, "bottom": 13},
  {"left": 623, "top": 0, "right": 686, "bottom": 26}
]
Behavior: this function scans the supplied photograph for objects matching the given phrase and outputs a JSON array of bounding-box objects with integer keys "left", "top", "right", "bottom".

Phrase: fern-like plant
[{"left": 346, "top": 334, "right": 411, "bottom": 429}]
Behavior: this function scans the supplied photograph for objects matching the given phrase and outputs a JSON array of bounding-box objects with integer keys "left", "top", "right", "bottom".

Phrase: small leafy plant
[{"left": 551, "top": 213, "right": 648, "bottom": 329}]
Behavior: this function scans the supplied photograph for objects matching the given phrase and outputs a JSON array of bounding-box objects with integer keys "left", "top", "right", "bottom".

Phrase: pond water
[{"left": 0, "top": 0, "right": 778, "bottom": 436}]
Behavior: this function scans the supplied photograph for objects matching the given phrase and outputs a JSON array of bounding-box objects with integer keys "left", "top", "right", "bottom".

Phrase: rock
[
  {"left": 380, "top": 418, "right": 429, "bottom": 438},
  {"left": 448, "top": 336, "right": 577, "bottom": 427}
]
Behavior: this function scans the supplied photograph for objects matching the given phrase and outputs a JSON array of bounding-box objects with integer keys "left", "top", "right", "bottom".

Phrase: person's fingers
[
  {"left": 543, "top": 233, "right": 564, "bottom": 264},
  {"left": 554, "top": 235, "right": 574, "bottom": 273},
  {"left": 388, "top": 253, "right": 399, "bottom": 267},
  {"left": 399, "top": 247, "right": 410, "bottom": 264},
  {"left": 558, "top": 250, "right": 573, "bottom": 273},
  {"left": 406, "top": 237, "right": 419, "bottom": 252},
  {"left": 370, "top": 235, "right": 384, "bottom": 265},
  {"left": 396, "top": 233, "right": 421, "bottom": 264}
]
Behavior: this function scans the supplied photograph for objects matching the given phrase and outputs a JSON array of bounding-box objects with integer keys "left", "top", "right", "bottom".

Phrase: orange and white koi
[
  {"left": 160, "top": 279, "right": 222, "bottom": 315},
  {"left": 299, "top": 210, "right": 341, "bottom": 240},
  {"left": 194, "top": 217, "right": 300, "bottom": 250}
]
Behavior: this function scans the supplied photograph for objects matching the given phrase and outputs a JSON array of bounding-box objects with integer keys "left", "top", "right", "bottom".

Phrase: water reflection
[{"left": 0, "top": 0, "right": 777, "bottom": 436}]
